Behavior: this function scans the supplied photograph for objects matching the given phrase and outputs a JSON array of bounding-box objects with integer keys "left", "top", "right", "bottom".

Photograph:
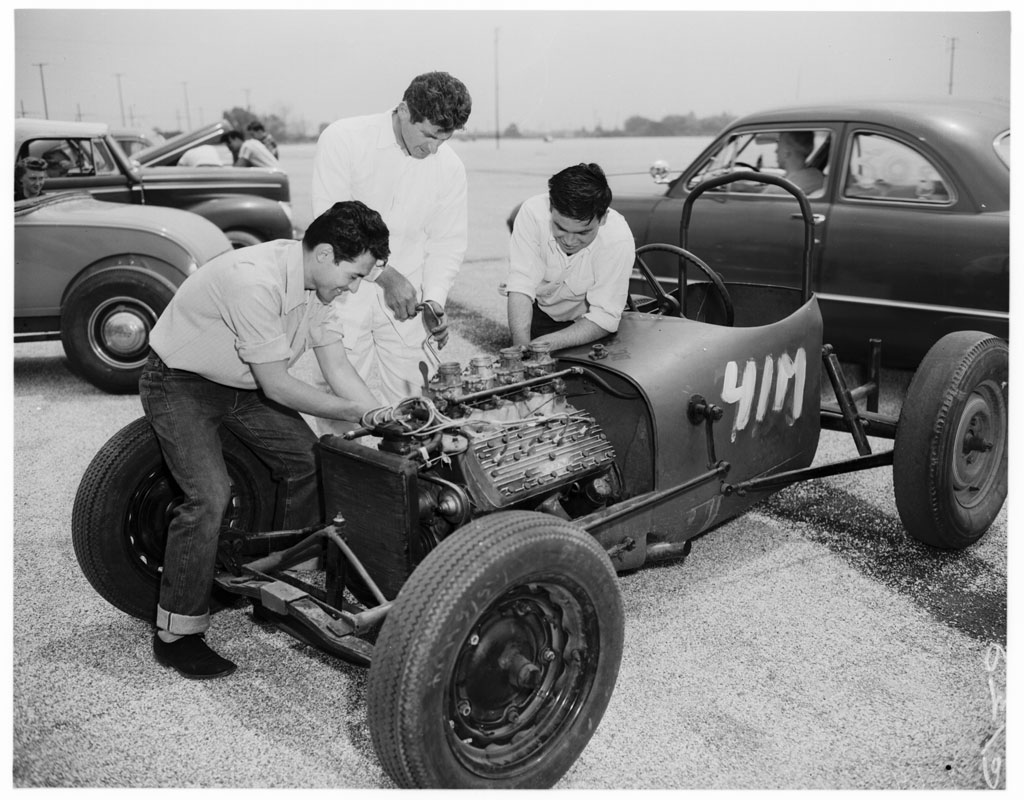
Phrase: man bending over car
[
  {"left": 140, "top": 200, "right": 388, "bottom": 679},
  {"left": 505, "top": 162, "right": 636, "bottom": 350}
]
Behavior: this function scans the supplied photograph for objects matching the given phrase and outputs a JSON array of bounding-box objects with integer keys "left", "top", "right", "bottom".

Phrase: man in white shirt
[
  {"left": 506, "top": 163, "right": 636, "bottom": 350},
  {"left": 311, "top": 71, "right": 472, "bottom": 405},
  {"left": 223, "top": 130, "right": 278, "bottom": 168}
]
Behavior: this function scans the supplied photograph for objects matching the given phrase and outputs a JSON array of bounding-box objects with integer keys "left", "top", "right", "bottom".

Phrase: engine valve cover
[{"left": 460, "top": 413, "right": 616, "bottom": 512}]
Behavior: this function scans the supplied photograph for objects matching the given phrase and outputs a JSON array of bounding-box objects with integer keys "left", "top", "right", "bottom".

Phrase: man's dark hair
[
  {"left": 221, "top": 130, "right": 244, "bottom": 144},
  {"left": 303, "top": 200, "right": 390, "bottom": 264},
  {"left": 548, "top": 163, "right": 613, "bottom": 222},
  {"left": 402, "top": 71, "right": 472, "bottom": 133},
  {"left": 246, "top": 120, "right": 265, "bottom": 133}
]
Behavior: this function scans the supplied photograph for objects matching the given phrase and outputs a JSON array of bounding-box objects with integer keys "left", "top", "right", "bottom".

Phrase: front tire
[
  {"left": 72, "top": 417, "right": 281, "bottom": 621},
  {"left": 60, "top": 269, "right": 174, "bottom": 394},
  {"left": 893, "top": 332, "right": 1008, "bottom": 549},
  {"left": 366, "top": 511, "right": 624, "bottom": 789}
]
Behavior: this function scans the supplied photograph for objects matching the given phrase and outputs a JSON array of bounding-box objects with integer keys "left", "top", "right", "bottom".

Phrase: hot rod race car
[{"left": 71, "top": 173, "right": 1008, "bottom": 789}]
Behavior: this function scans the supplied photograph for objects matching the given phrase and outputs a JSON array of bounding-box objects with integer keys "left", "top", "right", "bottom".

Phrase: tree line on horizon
[{"left": 154, "top": 108, "right": 737, "bottom": 143}]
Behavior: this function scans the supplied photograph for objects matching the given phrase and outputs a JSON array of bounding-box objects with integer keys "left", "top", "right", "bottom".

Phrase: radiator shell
[{"left": 318, "top": 435, "right": 420, "bottom": 601}]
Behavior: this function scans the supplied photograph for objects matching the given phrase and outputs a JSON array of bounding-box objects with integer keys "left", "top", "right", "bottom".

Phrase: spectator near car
[
  {"left": 246, "top": 119, "right": 279, "bottom": 158},
  {"left": 15, "top": 117, "right": 295, "bottom": 250},
  {"left": 223, "top": 129, "right": 278, "bottom": 168}
]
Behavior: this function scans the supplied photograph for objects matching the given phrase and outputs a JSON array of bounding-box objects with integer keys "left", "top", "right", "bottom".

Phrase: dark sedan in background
[
  {"left": 509, "top": 100, "right": 1008, "bottom": 368},
  {"left": 15, "top": 118, "right": 295, "bottom": 249},
  {"left": 616, "top": 100, "right": 1009, "bottom": 367}
]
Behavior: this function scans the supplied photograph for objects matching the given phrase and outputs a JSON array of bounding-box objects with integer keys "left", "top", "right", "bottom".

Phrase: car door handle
[{"left": 792, "top": 212, "right": 826, "bottom": 225}]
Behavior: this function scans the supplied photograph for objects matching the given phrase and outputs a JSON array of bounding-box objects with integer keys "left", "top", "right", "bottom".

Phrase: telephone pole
[
  {"left": 32, "top": 63, "right": 49, "bottom": 119},
  {"left": 115, "top": 73, "right": 126, "bottom": 126},
  {"left": 494, "top": 27, "right": 500, "bottom": 149},
  {"left": 946, "top": 36, "right": 957, "bottom": 95},
  {"left": 182, "top": 82, "right": 192, "bottom": 129}
]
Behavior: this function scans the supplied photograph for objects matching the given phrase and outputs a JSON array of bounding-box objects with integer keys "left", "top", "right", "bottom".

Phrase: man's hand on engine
[
  {"left": 375, "top": 265, "right": 420, "bottom": 321},
  {"left": 418, "top": 300, "right": 449, "bottom": 349}
]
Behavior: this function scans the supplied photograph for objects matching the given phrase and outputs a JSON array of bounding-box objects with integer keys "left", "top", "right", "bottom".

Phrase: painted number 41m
[{"left": 721, "top": 348, "right": 807, "bottom": 440}]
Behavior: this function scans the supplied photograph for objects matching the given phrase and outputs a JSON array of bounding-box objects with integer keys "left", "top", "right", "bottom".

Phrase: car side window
[
  {"left": 21, "top": 137, "right": 116, "bottom": 178},
  {"left": 843, "top": 132, "right": 952, "bottom": 204},
  {"left": 683, "top": 129, "right": 831, "bottom": 198}
]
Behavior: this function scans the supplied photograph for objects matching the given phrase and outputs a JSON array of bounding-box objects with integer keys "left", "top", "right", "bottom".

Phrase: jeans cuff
[{"left": 156, "top": 605, "right": 210, "bottom": 635}]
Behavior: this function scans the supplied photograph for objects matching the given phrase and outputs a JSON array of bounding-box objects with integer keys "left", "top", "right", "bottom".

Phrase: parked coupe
[
  {"left": 509, "top": 100, "right": 1009, "bottom": 367},
  {"left": 14, "top": 191, "right": 232, "bottom": 393}
]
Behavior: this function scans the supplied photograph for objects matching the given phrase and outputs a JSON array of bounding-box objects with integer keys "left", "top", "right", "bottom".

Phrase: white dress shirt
[
  {"left": 506, "top": 193, "right": 636, "bottom": 333},
  {"left": 311, "top": 110, "right": 468, "bottom": 309}
]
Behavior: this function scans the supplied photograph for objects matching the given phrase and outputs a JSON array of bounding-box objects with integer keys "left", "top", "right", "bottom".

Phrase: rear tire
[
  {"left": 72, "top": 417, "right": 281, "bottom": 621},
  {"left": 225, "top": 229, "right": 262, "bottom": 249},
  {"left": 60, "top": 269, "right": 174, "bottom": 394},
  {"left": 893, "top": 332, "right": 1008, "bottom": 549},
  {"left": 367, "top": 511, "right": 624, "bottom": 789}
]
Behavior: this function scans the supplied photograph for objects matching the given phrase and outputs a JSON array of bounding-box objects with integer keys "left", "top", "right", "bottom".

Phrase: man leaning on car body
[
  {"left": 140, "top": 201, "right": 387, "bottom": 679},
  {"left": 505, "top": 162, "right": 636, "bottom": 350}
]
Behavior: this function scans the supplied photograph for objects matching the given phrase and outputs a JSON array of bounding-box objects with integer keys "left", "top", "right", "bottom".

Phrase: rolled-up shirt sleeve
[
  {"left": 581, "top": 234, "right": 636, "bottom": 333},
  {"left": 226, "top": 281, "right": 292, "bottom": 364},
  {"left": 311, "top": 302, "right": 347, "bottom": 348},
  {"left": 505, "top": 199, "right": 546, "bottom": 300}
]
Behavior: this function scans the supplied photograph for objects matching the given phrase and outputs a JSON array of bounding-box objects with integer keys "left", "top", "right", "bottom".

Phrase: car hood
[
  {"left": 16, "top": 192, "right": 231, "bottom": 262},
  {"left": 134, "top": 120, "right": 231, "bottom": 167}
]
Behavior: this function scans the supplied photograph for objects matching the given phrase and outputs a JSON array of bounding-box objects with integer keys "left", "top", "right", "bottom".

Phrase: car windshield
[{"left": 994, "top": 132, "right": 1010, "bottom": 168}]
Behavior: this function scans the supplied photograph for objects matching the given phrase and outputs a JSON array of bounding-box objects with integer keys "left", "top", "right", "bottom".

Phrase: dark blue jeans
[{"left": 139, "top": 353, "right": 319, "bottom": 635}]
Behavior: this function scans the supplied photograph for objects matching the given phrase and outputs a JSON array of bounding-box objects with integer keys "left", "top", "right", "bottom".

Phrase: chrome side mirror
[{"left": 649, "top": 160, "right": 671, "bottom": 184}]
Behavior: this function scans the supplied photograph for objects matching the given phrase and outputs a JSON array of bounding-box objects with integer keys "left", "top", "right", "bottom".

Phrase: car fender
[
  {"left": 61, "top": 255, "right": 186, "bottom": 310},
  {"left": 182, "top": 195, "right": 294, "bottom": 240}
]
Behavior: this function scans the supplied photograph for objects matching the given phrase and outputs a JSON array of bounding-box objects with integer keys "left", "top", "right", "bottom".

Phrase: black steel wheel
[
  {"left": 893, "top": 331, "right": 1008, "bottom": 549},
  {"left": 71, "top": 416, "right": 281, "bottom": 621},
  {"left": 60, "top": 268, "right": 174, "bottom": 394},
  {"left": 366, "top": 510, "right": 624, "bottom": 789}
]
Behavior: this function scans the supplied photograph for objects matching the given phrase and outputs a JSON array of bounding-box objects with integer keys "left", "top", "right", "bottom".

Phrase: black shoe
[{"left": 153, "top": 633, "right": 237, "bottom": 680}]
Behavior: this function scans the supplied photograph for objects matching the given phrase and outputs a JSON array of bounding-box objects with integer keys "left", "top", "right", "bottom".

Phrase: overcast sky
[{"left": 11, "top": 3, "right": 1012, "bottom": 136}]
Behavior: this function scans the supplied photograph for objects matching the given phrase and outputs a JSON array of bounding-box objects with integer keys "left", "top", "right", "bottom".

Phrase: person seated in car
[
  {"left": 732, "top": 131, "right": 825, "bottom": 196},
  {"left": 14, "top": 156, "right": 48, "bottom": 200},
  {"left": 774, "top": 131, "right": 824, "bottom": 195},
  {"left": 505, "top": 162, "right": 636, "bottom": 350}
]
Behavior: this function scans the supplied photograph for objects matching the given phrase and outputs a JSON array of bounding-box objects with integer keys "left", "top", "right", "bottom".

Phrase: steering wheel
[
  {"left": 627, "top": 243, "right": 735, "bottom": 326},
  {"left": 733, "top": 161, "right": 761, "bottom": 172}
]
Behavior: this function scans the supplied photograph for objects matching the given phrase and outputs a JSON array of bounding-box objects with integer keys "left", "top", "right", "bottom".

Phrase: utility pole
[
  {"left": 115, "top": 72, "right": 126, "bottom": 126},
  {"left": 32, "top": 63, "right": 49, "bottom": 119},
  {"left": 182, "top": 82, "right": 192, "bottom": 130},
  {"left": 946, "top": 36, "right": 957, "bottom": 95},
  {"left": 494, "top": 27, "right": 500, "bottom": 149},
  {"left": 244, "top": 88, "right": 251, "bottom": 112},
  {"left": 76, "top": 103, "right": 82, "bottom": 121}
]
